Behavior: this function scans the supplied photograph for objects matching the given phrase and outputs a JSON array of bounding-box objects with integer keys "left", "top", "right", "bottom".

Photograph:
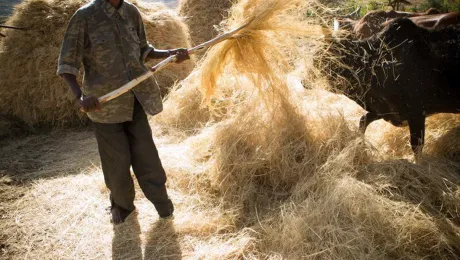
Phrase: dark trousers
[{"left": 92, "top": 98, "right": 173, "bottom": 217}]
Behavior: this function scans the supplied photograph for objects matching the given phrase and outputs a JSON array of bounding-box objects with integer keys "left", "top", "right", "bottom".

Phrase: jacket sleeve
[
  {"left": 134, "top": 7, "right": 154, "bottom": 62},
  {"left": 57, "top": 10, "right": 86, "bottom": 77}
]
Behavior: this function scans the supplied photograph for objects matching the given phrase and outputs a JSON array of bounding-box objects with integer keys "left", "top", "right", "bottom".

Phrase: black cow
[{"left": 319, "top": 18, "right": 460, "bottom": 155}]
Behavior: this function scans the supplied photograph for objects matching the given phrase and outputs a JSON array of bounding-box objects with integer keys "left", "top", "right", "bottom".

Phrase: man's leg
[
  {"left": 93, "top": 121, "right": 136, "bottom": 224},
  {"left": 124, "top": 98, "right": 174, "bottom": 218}
]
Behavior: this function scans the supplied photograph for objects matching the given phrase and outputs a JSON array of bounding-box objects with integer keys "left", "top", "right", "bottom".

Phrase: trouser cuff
[{"left": 154, "top": 199, "right": 174, "bottom": 218}]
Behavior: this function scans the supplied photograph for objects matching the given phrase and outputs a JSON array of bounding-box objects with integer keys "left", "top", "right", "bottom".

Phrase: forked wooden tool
[
  {"left": 80, "top": 20, "right": 252, "bottom": 112},
  {"left": 0, "top": 25, "right": 27, "bottom": 37}
]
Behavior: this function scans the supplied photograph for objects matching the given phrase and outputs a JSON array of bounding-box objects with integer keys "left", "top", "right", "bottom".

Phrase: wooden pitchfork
[
  {"left": 80, "top": 20, "right": 252, "bottom": 112},
  {"left": 0, "top": 25, "right": 27, "bottom": 37}
]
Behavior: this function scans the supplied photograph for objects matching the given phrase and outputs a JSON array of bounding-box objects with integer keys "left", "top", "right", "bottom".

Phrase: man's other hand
[
  {"left": 79, "top": 96, "right": 101, "bottom": 112},
  {"left": 168, "top": 48, "right": 190, "bottom": 63}
]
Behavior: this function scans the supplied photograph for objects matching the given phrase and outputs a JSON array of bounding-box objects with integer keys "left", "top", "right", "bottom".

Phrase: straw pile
[
  {"left": 178, "top": 0, "right": 233, "bottom": 45},
  {"left": 135, "top": 0, "right": 195, "bottom": 97},
  {"left": 0, "top": 0, "right": 89, "bottom": 127},
  {"left": 2, "top": 0, "right": 460, "bottom": 259},
  {"left": 0, "top": 0, "right": 194, "bottom": 127}
]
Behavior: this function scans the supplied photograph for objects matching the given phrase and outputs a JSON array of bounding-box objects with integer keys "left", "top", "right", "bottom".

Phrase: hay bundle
[
  {"left": 0, "top": 0, "right": 89, "bottom": 127},
  {"left": 157, "top": 1, "right": 460, "bottom": 257},
  {"left": 0, "top": 0, "right": 194, "bottom": 127},
  {"left": 178, "top": 0, "right": 233, "bottom": 45}
]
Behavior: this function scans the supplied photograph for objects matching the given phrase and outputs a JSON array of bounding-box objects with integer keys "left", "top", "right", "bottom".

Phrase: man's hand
[
  {"left": 79, "top": 96, "right": 101, "bottom": 112},
  {"left": 168, "top": 48, "right": 190, "bottom": 63}
]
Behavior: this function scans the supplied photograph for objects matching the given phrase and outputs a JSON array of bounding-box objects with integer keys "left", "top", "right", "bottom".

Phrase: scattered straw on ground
[{"left": 3, "top": 85, "right": 460, "bottom": 259}]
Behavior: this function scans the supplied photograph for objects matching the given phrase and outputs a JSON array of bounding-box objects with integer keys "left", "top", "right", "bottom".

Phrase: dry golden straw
[{"left": 198, "top": 0, "right": 322, "bottom": 104}]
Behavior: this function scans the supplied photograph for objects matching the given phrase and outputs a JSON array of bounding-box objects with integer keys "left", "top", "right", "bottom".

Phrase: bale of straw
[
  {"left": 0, "top": 0, "right": 89, "bottom": 127},
  {"left": 178, "top": 0, "right": 233, "bottom": 45},
  {"left": 0, "top": 0, "right": 194, "bottom": 127}
]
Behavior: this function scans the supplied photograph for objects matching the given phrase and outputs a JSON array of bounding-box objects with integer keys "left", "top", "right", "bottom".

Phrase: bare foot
[{"left": 111, "top": 206, "right": 134, "bottom": 225}]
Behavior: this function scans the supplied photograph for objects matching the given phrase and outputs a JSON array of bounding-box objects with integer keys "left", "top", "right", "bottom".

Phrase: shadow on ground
[
  {"left": 0, "top": 128, "right": 98, "bottom": 183},
  {"left": 112, "top": 212, "right": 182, "bottom": 260}
]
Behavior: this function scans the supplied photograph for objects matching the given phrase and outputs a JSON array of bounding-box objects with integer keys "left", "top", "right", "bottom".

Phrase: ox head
[
  {"left": 316, "top": 18, "right": 423, "bottom": 98},
  {"left": 314, "top": 28, "right": 369, "bottom": 98}
]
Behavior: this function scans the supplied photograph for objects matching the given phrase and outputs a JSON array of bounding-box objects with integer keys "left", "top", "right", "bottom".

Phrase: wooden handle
[
  {"left": 80, "top": 20, "right": 253, "bottom": 113},
  {"left": 0, "top": 25, "right": 27, "bottom": 30}
]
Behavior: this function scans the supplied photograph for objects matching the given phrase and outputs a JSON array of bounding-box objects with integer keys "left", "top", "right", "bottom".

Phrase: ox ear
[{"left": 334, "top": 18, "right": 340, "bottom": 31}]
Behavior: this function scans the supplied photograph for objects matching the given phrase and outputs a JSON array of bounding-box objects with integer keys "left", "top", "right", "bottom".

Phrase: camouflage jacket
[{"left": 57, "top": 0, "right": 162, "bottom": 123}]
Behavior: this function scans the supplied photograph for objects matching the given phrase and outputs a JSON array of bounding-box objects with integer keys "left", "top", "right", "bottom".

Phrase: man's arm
[
  {"left": 146, "top": 48, "right": 190, "bottom": 62},
  {"left": 133, "top": 6, "right": 190, "bottom": 63},
  {"left": 57, "top": 10, "right": 100, "bottom": 112},
  {"left": 62, "top": 73, "right": 100, "bottom": 112},
  {"left": 62, "top": 73, "right": 82, "bottom": 99}
]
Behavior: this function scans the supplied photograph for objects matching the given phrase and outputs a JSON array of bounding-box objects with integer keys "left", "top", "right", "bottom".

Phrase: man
[{"left": 57, "top": 0, "right": 190, "bottom": 224}]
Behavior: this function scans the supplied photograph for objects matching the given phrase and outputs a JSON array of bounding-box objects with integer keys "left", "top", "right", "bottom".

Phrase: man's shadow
[
  {"left": 111, "top": 213, "right": 182, "bottom": 260},
  {"left": 144, "top": 219, "right": 182, "bottom": 260},
  {"left": 112, "top": 212, "right": 143, "bottom": 260}
]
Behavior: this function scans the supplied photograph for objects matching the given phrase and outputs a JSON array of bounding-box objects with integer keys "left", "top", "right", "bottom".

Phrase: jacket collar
[{"left": 99, "top": 0, "right": 127, "bottom": 19}]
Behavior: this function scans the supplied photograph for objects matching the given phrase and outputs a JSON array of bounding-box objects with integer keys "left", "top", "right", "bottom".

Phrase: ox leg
[
  {"left": 407, "top": 115, "right": 426, "bottom": 156},
  {"left": 359, "top": 112, "right": 381, "bottom": 134}
]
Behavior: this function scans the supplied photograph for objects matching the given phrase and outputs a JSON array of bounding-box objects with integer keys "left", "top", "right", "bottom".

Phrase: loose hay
[
  {"left": 199, "top": 0, "right": 321, "bottom": 103},
  {"left": 0, "top": 0, "right": 194, "bottom": 127},
  {"left": 178, "top": 0, "right": 233, "bottom": 45}
]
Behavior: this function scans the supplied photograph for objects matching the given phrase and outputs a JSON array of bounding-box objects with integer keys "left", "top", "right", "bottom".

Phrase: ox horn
[{"left": 333, "top": 18, "right": 340, "bottom": 31}]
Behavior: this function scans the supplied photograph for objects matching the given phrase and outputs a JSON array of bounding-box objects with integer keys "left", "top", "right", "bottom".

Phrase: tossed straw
[{"left": 199, "top": 0, "right": 322, "bottom": 103}]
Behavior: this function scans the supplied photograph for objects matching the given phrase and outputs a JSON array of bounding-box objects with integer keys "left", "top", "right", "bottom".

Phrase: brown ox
[
  {"left": 336, "top": 8, "right": 449, "bottom": 39},
  {"left": 319, "top": 18, "right": 460, "bottom": 156}
]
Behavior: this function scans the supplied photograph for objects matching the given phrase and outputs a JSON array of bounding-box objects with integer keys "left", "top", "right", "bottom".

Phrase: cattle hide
[{"left": 316, "top": 18, "right": 460, "bottom": 155}]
